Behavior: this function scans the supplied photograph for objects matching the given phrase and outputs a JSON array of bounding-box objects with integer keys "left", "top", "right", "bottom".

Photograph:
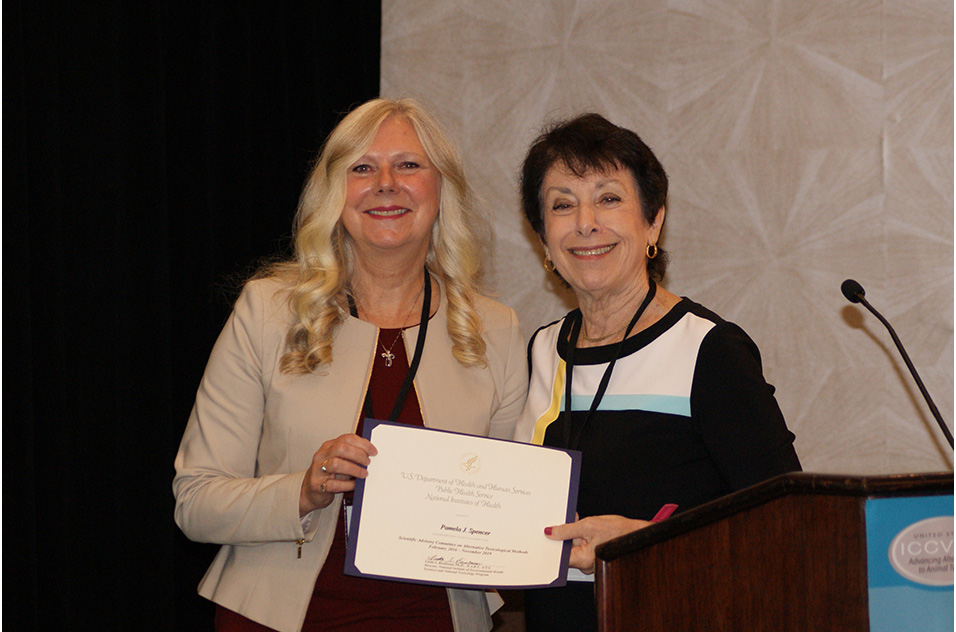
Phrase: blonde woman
[{"left": 174, "top": 99, "right": 527, "bottom": 632}]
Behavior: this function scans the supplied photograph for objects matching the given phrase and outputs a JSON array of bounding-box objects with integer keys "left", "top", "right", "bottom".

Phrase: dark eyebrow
[
  {"left": 544, "top": 186, "right": 575, "bottom": 195},
  {"left": 594, "top": 178, "right": 625, "bottom": 188}
]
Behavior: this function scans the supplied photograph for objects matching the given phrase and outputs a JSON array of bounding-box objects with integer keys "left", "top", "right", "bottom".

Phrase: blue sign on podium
[{"left": 866, "top": 495, "right": 954, "bottom": 632}]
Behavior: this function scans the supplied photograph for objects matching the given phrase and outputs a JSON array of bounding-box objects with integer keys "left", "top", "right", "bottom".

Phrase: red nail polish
[{"left": 544, "top": 527, "right": 552, "bottom": 536}]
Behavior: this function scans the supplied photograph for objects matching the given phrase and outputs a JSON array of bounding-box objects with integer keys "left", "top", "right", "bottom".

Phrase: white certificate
[{"left": 344, "top": 419, "right": 581, "bottom": 589}]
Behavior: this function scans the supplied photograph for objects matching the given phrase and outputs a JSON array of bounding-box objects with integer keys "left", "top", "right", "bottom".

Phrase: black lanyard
[
  {"left": 348, "top": 269, "right": 431, "bottom": 422},
  {"left": 562, "top": 280, "right": 657, "bottom": 450}
]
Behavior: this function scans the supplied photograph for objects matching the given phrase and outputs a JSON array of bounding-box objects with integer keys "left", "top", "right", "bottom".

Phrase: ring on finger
[
  {"left": 320, "top": 482, "right": 327, "bottom": 493},
  {"left": 321, "top": 459, "right": 329, "bottom": 473}
]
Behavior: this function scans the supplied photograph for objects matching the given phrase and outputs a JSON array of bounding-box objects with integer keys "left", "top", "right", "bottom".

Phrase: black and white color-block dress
[
  {"left": 516, "top": 298, "right": 801, "bottom": 522},
  {"left": 516, "top": 298, "right": 801, "bottom": 631}
]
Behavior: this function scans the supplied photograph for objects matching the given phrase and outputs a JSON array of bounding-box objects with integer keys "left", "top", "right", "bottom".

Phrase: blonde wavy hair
[{"left": 268, "top": 98, "right": 491, "bottom": 374}]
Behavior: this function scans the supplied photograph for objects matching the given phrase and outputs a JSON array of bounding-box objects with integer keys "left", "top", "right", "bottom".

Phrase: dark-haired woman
[{"left": 514, "top": 113, "right": 801, "bottom": 631}]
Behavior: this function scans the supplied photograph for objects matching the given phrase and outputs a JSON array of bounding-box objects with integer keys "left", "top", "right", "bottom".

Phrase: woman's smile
[
  {"left": 365, "top": 205, "right": 412, "bottom": 217},
  {"left": 568, "top": 243, "right": 617, "bottom": 257}
]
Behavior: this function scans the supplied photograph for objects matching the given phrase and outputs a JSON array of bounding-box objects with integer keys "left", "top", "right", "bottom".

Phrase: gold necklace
[
  {"left": 582, "top": 320, "right": 630, "bottom": 343},
  {"left": 379, "top": 280, "right": 425, "bottom": 367}
]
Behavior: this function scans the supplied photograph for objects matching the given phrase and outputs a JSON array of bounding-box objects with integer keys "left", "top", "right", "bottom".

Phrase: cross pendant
[{"left": 381, "top": 349, "right": 395, "bottom": 367}]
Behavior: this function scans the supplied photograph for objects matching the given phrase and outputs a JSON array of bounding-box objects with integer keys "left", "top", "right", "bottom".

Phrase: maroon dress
[{"left": 216, "top": 327, "right": 454, "bottom": 632}]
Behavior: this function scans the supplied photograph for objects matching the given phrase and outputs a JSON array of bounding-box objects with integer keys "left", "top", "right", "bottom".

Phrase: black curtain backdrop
[{"left": 4, "top": 3, "right": 381, "bottom": 630}]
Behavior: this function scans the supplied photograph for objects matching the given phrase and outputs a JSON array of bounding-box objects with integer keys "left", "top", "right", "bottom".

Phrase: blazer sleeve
[
  {"left": 487, "top": 306, "right": 529, "bottom": 441},
  {"left": 690, "top": 322, "right": 802, "bottom": 491},
  {"left": 172, "top": 281, "right": 314, "bottom": 545}
]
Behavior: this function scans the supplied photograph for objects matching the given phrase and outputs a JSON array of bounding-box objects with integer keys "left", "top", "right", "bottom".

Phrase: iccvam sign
[{"left": 888, "top": 516, "right": 955, "bottom": 587}]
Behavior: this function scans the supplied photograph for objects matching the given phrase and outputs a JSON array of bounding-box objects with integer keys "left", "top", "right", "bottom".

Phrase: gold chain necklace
[
  {"left": 379, "top": 280, "right": 425, "bottom": 367},
  {"left": 582, "top": 320, "right": 631, "bottom": 343}
]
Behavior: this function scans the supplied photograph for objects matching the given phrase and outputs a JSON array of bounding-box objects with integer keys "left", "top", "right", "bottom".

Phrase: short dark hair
[{"left": 520, "top": 113, "right": 669, "bottom": 281}]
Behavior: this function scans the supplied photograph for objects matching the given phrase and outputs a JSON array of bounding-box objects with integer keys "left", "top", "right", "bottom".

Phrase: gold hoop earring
[
  {"left": 646, "top": 244, "right": 658, "bottom": 259},
  {"left": 543, "top": 256, "right": 556, "bottom": 272}
]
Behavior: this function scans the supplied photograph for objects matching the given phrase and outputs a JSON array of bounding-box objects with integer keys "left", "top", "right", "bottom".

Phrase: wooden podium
[{"left": 594, "top": 472, "right": 953, "bottom": 632}]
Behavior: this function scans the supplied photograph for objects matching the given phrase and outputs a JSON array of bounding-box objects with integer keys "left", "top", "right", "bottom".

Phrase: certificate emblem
[{"left": 459, "top": 453, "right": 481, "bottom": 474}]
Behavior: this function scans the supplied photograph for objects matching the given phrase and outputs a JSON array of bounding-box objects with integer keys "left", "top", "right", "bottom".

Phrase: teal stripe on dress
[{"left": 565, "top": 393, "right": 691, "bottom": 417}]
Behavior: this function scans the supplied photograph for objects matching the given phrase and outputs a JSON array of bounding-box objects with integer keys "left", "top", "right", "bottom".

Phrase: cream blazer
[{"left": 173, "top": 277, "right": 528, "bottom": 632}]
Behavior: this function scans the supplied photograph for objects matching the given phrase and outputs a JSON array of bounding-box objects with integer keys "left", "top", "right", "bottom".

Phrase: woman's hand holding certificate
[{"left": 344, "top": 420, "right": 581, "bottom": 589}]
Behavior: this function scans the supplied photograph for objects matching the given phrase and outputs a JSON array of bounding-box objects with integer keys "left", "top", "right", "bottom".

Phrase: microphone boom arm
[{"left": 855, "top": 294, "right": 954, "bottom": 449}]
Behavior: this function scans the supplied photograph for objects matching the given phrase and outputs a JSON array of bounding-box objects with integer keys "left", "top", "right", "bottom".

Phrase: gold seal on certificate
[{"left": 344, "top": 420, "right": 581, "bottom": 588}]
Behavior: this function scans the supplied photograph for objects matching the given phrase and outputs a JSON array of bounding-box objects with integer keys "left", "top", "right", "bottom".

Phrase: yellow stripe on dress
[{"left": 531, "top": 359, "right": 565, "bottom": 446}]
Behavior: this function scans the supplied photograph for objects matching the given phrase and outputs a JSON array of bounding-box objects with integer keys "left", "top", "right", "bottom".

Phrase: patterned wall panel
[{"left": 382, "top": 0, "right": 953, "bottom": 474}]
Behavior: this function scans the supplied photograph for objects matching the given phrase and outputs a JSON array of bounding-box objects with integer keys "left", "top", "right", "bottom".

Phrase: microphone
[
  {"left": 840, "top": 279, "right": 865, "bottom": 304},
  {"left": 841, "top": 279, "right": 953, "bottom": 448}
]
